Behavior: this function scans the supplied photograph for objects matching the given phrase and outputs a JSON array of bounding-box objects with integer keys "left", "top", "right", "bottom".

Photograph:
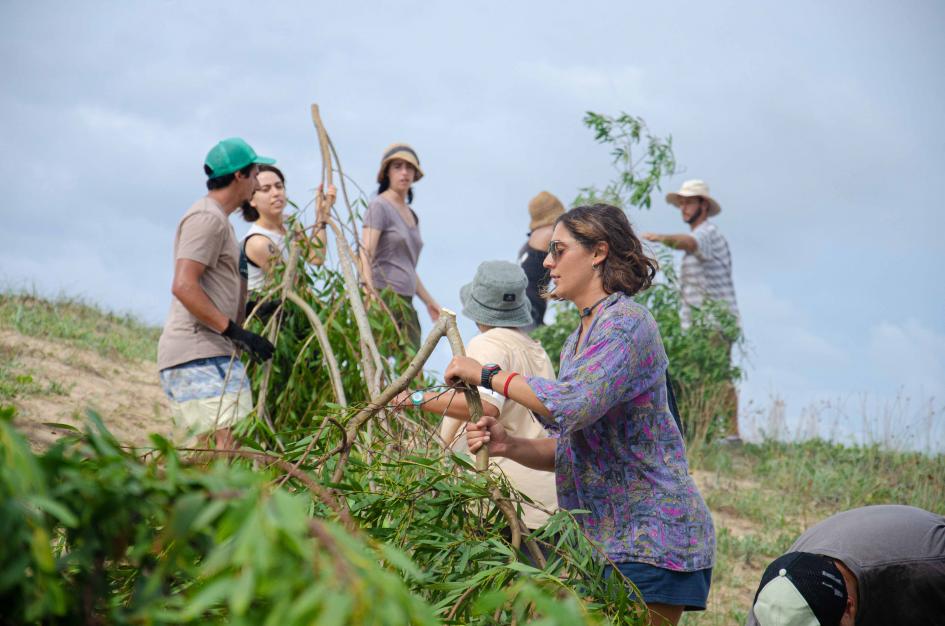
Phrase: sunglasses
[{"left": 547, "top": 240, "right": 568, "bottom": 263}]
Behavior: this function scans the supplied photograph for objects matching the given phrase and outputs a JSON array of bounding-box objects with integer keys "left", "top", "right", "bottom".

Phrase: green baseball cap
[{"left": 204, "top": 137, "right": 275, "bottom": 178}]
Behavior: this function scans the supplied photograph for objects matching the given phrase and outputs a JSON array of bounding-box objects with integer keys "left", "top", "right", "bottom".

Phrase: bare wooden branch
[
  {"left": 251, "top": 240, "right": 302, "bottom": 451},
  {"left": 330, "top": 314, "right": 451, "bottom": 483},
  {"left": 285, "top": 291, "right": 347, "bottom": 407},
  {"left": 310, "top": 104, "right": 384, "bottom": 397},
  {"left": 443, "top": 310, "right": 489, "bottom": 471}
]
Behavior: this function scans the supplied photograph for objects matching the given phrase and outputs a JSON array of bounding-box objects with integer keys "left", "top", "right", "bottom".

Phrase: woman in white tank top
[{"left": 241, "top": 165, "right": 335, "bottom": 294}]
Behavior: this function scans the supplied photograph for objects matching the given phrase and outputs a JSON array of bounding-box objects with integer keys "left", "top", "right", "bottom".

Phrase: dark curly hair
[
  {"left": 554, "top": 204, "right": 658, "bottom": 297},
  {"left": 240, "top": 164, "right": 285, "bottom": 222}
]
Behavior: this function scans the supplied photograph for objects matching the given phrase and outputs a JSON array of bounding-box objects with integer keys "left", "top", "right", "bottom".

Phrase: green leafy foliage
[
  {"left": 0, "top": 410, "right": 442, "bottom": 625},
  {"left": 574, "top": 111, "right": 676, "bottom": 210},
  {"left": 535, "top": 111, "right": 741, "bottom": 444},
  {"left": 0, "top": 407, "right": 650, "bottom": 624}
]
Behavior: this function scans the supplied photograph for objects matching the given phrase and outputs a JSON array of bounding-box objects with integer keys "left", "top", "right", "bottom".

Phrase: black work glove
[
  {"left": 222, "top": 320, "right": 275, "bottom": 362},
  {"left": 245, "top": 298, "right": 282, "bottom": 324}
]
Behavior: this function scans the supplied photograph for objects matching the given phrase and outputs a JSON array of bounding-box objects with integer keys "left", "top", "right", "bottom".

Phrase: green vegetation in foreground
[
  {"left": 0, "top": 409, "right": 641, "bottom": 625},
  {"left": 0, "top": 291, "right": 159, "bottom": 362},
  {"left": 680, "top": 440, "right": 945, "bottom": 625}
]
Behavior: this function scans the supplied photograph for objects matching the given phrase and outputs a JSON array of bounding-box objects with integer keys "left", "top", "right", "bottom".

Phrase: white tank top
[{"left": 242, "top": 223, "right": 286, "bottom": 291}]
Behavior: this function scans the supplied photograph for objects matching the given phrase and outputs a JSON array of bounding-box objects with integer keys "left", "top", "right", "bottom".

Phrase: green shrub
[{"left": 532, "top": 111, "right": 742, "bottom": 445}]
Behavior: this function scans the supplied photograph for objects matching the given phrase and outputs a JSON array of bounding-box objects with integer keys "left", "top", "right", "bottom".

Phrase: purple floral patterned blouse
[{"left": 526, "top": 293, "right": 715, "bottom": 571}]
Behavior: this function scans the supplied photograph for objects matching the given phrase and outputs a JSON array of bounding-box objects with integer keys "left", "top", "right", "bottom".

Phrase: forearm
[
  {"left": 358, "top": 249, "right": 375, "bottom": 290},
  {"left": 414, "top": 277, "right": 436, "bottom": 306},
  {"left": 653, "top": 233, "right": 697, "bottom": 253},
  {"left": 236, "top": 278, "right": 247, "bottom": 326},
  {"left": 489, "top": 371, "right": 550, "bottom": 417},
  {"left": 306, "top": 225, "right": 328, "bottom": 266},
  {"left": 496, "top": 435, "right": 556, "bottom": 471},
  {"left": 418, "top": 390, "right": 499, "bottom": 420},
  {"left": 173, "top": 281, "right": 229, "bottom": 333}
]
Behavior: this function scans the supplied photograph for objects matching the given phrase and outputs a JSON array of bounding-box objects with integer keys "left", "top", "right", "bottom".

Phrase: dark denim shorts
[{"left": 604, "top": 562, "right": 712, "bottom": 610}]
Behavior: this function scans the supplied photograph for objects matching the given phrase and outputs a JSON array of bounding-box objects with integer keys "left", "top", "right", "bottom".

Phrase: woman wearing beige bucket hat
[
  {"left": 518, "top": 191, "right": 566, "bottom": 329},
  {"left": 359, "top": 143, "right": 440, "bottom": 351}
]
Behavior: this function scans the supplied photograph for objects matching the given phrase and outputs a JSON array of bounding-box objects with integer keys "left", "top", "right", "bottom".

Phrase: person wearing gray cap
[{"left": 396, "top": 260, "right": 558, "bottom": 529}]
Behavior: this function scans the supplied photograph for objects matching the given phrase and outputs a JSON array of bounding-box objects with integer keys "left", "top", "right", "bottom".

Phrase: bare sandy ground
[{"left": 1, "top": 329, "right": 174, "bottom": 448}]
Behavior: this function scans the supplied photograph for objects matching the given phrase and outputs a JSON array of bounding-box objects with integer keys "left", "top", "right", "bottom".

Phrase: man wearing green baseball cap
[{"left": 157, "top": 138, "right": 277, "bottom": 449}]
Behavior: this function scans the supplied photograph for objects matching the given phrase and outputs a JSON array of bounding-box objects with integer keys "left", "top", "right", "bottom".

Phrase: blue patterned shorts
[{"left": 159, "top": 356, "right": 253, "bottom": 441}]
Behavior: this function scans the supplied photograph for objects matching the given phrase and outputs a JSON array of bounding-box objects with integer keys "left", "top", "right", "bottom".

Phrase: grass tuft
[{"left": 0, "top": 291, "right": 159, "bottom": 362}]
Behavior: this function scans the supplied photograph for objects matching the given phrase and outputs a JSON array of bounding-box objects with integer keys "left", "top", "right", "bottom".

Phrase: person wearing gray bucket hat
[
  {"left": 395, "top": 260, "right": 558, "bottom": 529},
  {"left": 460, "top": 260, "right": 535, "bottom": 328},
  {"left": 642, "top": 179, "right": 741, "bottom": 438}
]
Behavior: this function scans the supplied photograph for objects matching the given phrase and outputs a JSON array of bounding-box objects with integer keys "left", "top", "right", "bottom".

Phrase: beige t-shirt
[
  {"left": 439, "top": 328, "right": 559, "bottom": 529},
  {"left": 157, "top": 197, "right": 242, "bottom": 370}
]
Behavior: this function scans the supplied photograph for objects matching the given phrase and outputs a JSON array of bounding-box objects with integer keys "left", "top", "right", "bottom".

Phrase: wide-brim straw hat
[
  {"left": 666, "top": 179, "right": 721, "bottom": 217},
  {"left": 376, "top": 143, "right": 424, "bottom": 183},
  {"left": 460, "top": 260, "right": 533, "bottom": 328},
  {"left": 528, "top": 191, "right": 566, "bottom": 231}
]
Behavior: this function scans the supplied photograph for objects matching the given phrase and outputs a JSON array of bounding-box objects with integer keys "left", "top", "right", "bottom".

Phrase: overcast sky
[{"left": 2, "top": 1, "right": 943, "bottom": 450}]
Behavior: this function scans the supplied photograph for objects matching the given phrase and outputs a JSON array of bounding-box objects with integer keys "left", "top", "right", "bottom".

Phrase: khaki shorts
[{"left": 159, "top": 356, "right": 253, "bottom": 443}]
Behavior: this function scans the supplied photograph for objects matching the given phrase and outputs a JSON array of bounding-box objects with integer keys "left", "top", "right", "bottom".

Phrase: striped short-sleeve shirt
[{"left": 680, "top": 221, "right": 739, "bottom": 329}]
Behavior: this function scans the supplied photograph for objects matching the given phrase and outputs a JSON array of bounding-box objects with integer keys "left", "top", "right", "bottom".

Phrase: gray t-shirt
[
  {"left": 747, "top": 505, "right": 945, "bottom": 626},
  {"left": 363, "top": 195, "right": 423, "bottom": 297},
  {"left": 680, "top": 221, "right": 739, "bottom": 329},
  {"left": 157, "top": 197, "right": 241, "bottom": 370}
]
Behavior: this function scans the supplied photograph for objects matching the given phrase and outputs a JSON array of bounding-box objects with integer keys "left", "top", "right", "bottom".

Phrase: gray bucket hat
[{"left": 460, "top": 260, "right": 533, "bottom": 328}]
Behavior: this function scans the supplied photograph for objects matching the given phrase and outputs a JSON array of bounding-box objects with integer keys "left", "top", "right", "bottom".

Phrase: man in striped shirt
[{"left": 643, "top": 179, "right": 741, "bottom": 436}]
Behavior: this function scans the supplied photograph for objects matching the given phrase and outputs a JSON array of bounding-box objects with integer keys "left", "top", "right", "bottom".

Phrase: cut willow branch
[
  {"left": 444, "top": 314, "right": 489, "bottom": 472},
  {"left": 330, "top": 313, "right": 451, "bottom": 483},
  {"left": 251, "top": 241, "right": 301, "bottom": 451},
  {"left": 310, "top": 103, "right": 384, "bottom": 397},
  {"left": 285, "top": 291, "right": 347, "bottom": 407},
  {"left": 492, "top": 487, "right": 547, "bottom": 569},
  {"left": 181, "top": 447, "right": 353, "bottom": 530}
]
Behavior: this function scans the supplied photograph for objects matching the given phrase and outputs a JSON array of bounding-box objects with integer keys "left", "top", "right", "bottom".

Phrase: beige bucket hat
[
  {"left": 528, "top": 191, "right": 565, "bottom": 231},
  {"left": 666, "top": 179, "right": 721, "bottom": 217},
  {"left": 376, "top": 143, "right": 424, "bottom": 183}
]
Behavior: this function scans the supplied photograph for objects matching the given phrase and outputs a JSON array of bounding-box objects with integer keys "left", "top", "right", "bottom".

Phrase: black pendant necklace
[{"left": 580, "top": 295, "right": 610, "bottom": 318}]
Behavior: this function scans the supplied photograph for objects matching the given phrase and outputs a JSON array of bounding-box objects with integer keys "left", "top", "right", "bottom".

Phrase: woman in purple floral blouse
[{"left": 446, "top": 204, "right": 715, "bottom": 626}]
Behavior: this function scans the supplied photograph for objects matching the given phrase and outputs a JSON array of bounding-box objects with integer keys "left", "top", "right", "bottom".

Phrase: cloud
[
  {"left": 516, "top": 61, "right": 647, "bottom": 105},
  {"left": 868, "top": 319, "right": 945, "bottom": 399}
]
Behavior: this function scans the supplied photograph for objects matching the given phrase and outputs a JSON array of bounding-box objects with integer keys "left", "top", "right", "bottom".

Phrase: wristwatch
[
  {"left": 481, "top": 363, "right": 502, "bottom": 390},
  {"left": 410, "top": 390, "right": 425, "bottom": 406}
]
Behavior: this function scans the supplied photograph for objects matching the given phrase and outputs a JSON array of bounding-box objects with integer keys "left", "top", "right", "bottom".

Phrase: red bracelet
[{"left": 502, "top": 372, "right": 519, "bottom": 397}]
